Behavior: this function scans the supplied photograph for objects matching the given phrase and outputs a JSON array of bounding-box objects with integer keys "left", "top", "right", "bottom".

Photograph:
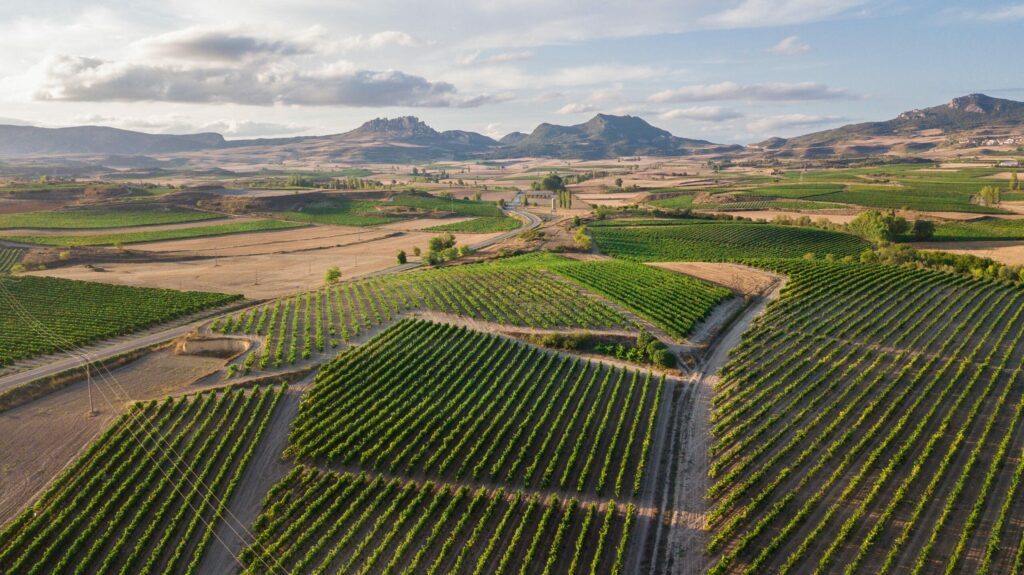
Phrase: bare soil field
[
  {"left": 912, "top": 240, "right": 1024, "bottom": 265},
  {"left": 0, "top": 349, "right": 226, "bottom": 526},
  {"left": 35, "top": 228, "right": 504, "bottom": 298},
  {"left": 648, "top": 262, "right": 782, "bottom": 295},
  {"left": 128, "top": 223, "right": 393, "bottom": 256}
]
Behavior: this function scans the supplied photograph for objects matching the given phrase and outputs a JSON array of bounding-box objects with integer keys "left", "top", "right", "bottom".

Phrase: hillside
[
  {"left": 0, "top": 125, "right": 231, "bottom": 156},
  {"left": 493, "top": 113, "right": 734, "bottom": 159},
  {"left": 757, "top": 93, "right": 1024, "bottom": 158}
]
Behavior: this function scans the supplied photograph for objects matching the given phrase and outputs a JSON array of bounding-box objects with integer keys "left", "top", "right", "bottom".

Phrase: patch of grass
[
  {"left": 273, "top": 198, "right": 395, "bottom": 227},
  {"left": 424, "top": 216, "right": 521, "bottom": 233},
  {"left": 0, "top": 206, "right": 220, "bottom": 230},
  {"left": 2, "top": 219, "right": 304, "bottom": 247}
]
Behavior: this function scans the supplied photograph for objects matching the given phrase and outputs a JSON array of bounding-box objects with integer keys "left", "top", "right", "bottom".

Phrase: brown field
[
  {"left": 32, "top": 226, "right": 505, "bottom": 298},
  {"left": 648, "top": 261, "right": 783, "bottom": 295}
]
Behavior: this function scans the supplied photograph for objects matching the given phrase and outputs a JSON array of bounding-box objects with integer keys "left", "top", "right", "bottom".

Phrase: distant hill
[
  {"left": 493, "top": 114, "right": 734, "bottom": 159},
  {"left": 0, "top": 125, "right": 231, "bottom": 156},
  {"left": 315, "top": 116, "right": 499, "bottom": 162},
  {"left": 758, "top": 94, "right": 1024, "bottom": 158}
]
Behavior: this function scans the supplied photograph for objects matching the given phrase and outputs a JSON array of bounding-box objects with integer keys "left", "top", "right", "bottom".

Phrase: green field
[
  {"left": 0, "top": 206, "right": 220, "bottom": 230},
  {"left": 929, "top": 217, "right": 1024, "bottom": 241},
  {"left": 0, "top": 275, "right": 239, "bottom": 365},
  {"left": 1, "top": 219, "right": 304, "bottom": 247},
  {"left": 424, "top": 216, "right": 521, "bottom": 233},
  {"left": 288, "top": 319, "right": 662, "bottom": 496},
  {"left": 242, "top": 465, "right": 636, "bottom": 574},
  {"left": 591, "top": 221, "right": 869, "bottom": 261},
  {"left": 706, "top": 260, "right": 1024, "bottom": 574},
  {"left": 0, "top": 387, "right": 281, "bottom": 574},
  {"left": 548, "top": 258, "right": 732, "bottom": 339},
  {"left": 272, "top": 197, "right": 396, "bottom": 227}
]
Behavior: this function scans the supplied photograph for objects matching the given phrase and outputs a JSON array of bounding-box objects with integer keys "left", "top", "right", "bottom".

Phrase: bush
[{"left": 912, "top": 219, "right": 935, "bottom": 241}]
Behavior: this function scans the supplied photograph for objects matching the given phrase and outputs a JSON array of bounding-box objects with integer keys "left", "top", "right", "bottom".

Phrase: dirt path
[
  {"left": 197, "top": 384, "right": 308, "bottom": 575},
  {"left": 640, "top": 274, "right": 785, "bottom": 575}
]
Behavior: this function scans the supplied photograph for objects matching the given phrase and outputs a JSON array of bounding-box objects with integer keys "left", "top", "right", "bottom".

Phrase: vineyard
[
  {"left": 288, "top": 319, "right": 664, "bottom": 496},
  {"left": 590, "top": 221, "right": 869, "bottom": 261},
  {"left": 214, "top": 261, "right": 630, "bottom": 373},
  {"left": 706, "top": 260, "right": 1024, "bottom": 573},
  {"left": 0, "top": 248, "right": 22, "bottom": 272},
  {"left": 0, "top": 386, "right": 281, "bottom": 575},
  {"left": 0, "top": 275, "right": 239, "bottom": 366},
  {"left": 390, "top": 193, "right": 505, "bottom": 217},
  {"left": 240, "top": 465, "right": 636, "bottom": 574},
  {"left": 546, "top": 258, "right": 732, "bottom": 339}
]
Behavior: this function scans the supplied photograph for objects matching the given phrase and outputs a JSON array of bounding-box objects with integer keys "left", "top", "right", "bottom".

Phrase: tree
[
  {"left": 979, "top": 185, "right": 1002, "bottom": 207},
  {"left": 848, "top": 210, "right": 909, "bottom": 243},
  {"left": 325, "top": 266, "right": 342, "bottom": 284},
  {"left": 615, "top": 178, "right": 624, "bottom": 188},
  {"left": 413, "top": 246, "right": 421, "bottom": 257},
  {"left": 1011, "top": 170, "right": 1020, "bottom": 191},
  {"left": 574, "top": 226, "right": 592, "bottom": 250},
  {"left": 539, "top": 173, "right": 565, "bottom": 193},
  {"left": 912, "top": 219, "right": 935, "bottom": 241},
  {"left": 396, "top": 250, "right": 407, "bottom": 264}
]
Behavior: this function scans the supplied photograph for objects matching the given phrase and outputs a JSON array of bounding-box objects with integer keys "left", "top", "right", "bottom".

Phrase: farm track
[{"left": 640, "top": 274, "right": 785, "bottom": 575}]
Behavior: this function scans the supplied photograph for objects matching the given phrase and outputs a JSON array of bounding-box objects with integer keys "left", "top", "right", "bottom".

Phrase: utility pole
[{"left": 86, "top": 361, "right": 95, "bottom": 416}]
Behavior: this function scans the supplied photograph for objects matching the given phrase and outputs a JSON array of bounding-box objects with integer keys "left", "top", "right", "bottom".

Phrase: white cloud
[
  {"left": 141, "top": 28, "right": 312, "bottom": 63},
  {"left": 947, "top": 4, "right": 1024, "bottom": 21},
  {"left": 660, "top": 106, "right": 744, "bottom": 122},
  {"left": 335, "top": 31, "right": 420, "bottom": 51},
  {"left": 34, "top": 54, "right": 493, "bottom": 108},
  {"left": 746, "top": 113, "right": 848, "bottom": 133},
  {"left": 769, "top": 36, "right": 810, "bottom": 56},
  {"left": 557, "top": 102, "right": 597, "bottom": 114},
  {"left": 702, "top": 0, "right": 868, "bottom": 28},
  {"left": 649, "top": 81, "right": 849, "bottom": 103},
  {"left": 459, "top": 50, "right": 533, "bottom": 66}
]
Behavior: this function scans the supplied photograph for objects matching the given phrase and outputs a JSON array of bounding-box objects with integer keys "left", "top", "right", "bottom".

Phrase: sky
[{"left": 0, "top": 0, "right": 1021, "bottom": 144}]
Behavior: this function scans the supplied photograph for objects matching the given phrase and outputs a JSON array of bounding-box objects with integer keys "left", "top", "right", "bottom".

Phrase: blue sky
[{"left": 0, "top": 0, "right": 1020, "bottom": 143}]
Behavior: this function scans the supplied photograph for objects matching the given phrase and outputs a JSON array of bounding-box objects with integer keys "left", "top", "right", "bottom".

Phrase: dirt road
[{"left": 640, "top": 273, "right": 785, "bottom": 575}]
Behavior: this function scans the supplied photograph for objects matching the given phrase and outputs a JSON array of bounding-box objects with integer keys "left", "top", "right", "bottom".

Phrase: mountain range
[
  {"left": 758, "top": 93, "right": 1024, "bottom": 158},
  {"left": 1, "top": 94, "right": 1021, "bottom": 163}
]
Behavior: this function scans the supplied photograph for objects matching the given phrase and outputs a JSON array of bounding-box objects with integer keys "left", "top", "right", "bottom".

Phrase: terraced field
[
  {"left": 0, "top": 386, "right": 281, "bottom": 575},
  {"left": 707, "top": 260, "right": 1024, "bottom": 574},
  {"left": 288, "top": 319, "right": 663, "bottom": 496},
  {"left": 241, "top": 465, "right": 635, "bottom": 575},
  {"left": 590, "top": 221, "right": 869, "bottom": 261},
  {"left": 0, "top": 275, "right": 239, "bottom": 366}
]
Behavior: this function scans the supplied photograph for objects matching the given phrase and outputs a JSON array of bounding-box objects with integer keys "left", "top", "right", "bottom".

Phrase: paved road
[{"left": 0, "top": 201, "right": 541, "bottom": 394}]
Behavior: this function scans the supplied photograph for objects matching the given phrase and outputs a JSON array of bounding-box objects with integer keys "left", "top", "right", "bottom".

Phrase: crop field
[
  {"left": 930, "top": 217, "right": 1024, "bottom": 241},
  {"left": 0, "top": 206, "right": 221, "bottom": 230},
  {"left": 590, "top": 221, "right": 869, "bottom": 261},
  {"left": 546, "top": 258, "right": 732, "bottom": 339},
  {"left": 241, "top": 465, "right": 635, "bottom": 575},
  {"left": 424, "top": 216, "right": 521, "bottom": 233},
  {"left": 734, "top": 183, "right": 846, "bottom": 199},
  {"left": 390, "top": 193, "right": 505, "bottom": 217},
  {"left": 272, "top": 198, "right": 397, "bottom": 227},
  {"left": 1, "top": 219, "right": 305, "bottom": 247},
  {"left": 0, "top": 386, "right": 281, "bottom": 575},
  {"left": 0, "top": 248, "right": 22, "bottom": 272},
  {"left": 0, "top": 275, "right": 239, "bottom": 366},
  {"left": 706, "top": 260, "right": 1024, "bottom": 574},
  {"left": 214, "top": 262, "right": 629, "bottom": 372},
  {"left": 288, "top": 319, "right": 663, "bottom": 496}
]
